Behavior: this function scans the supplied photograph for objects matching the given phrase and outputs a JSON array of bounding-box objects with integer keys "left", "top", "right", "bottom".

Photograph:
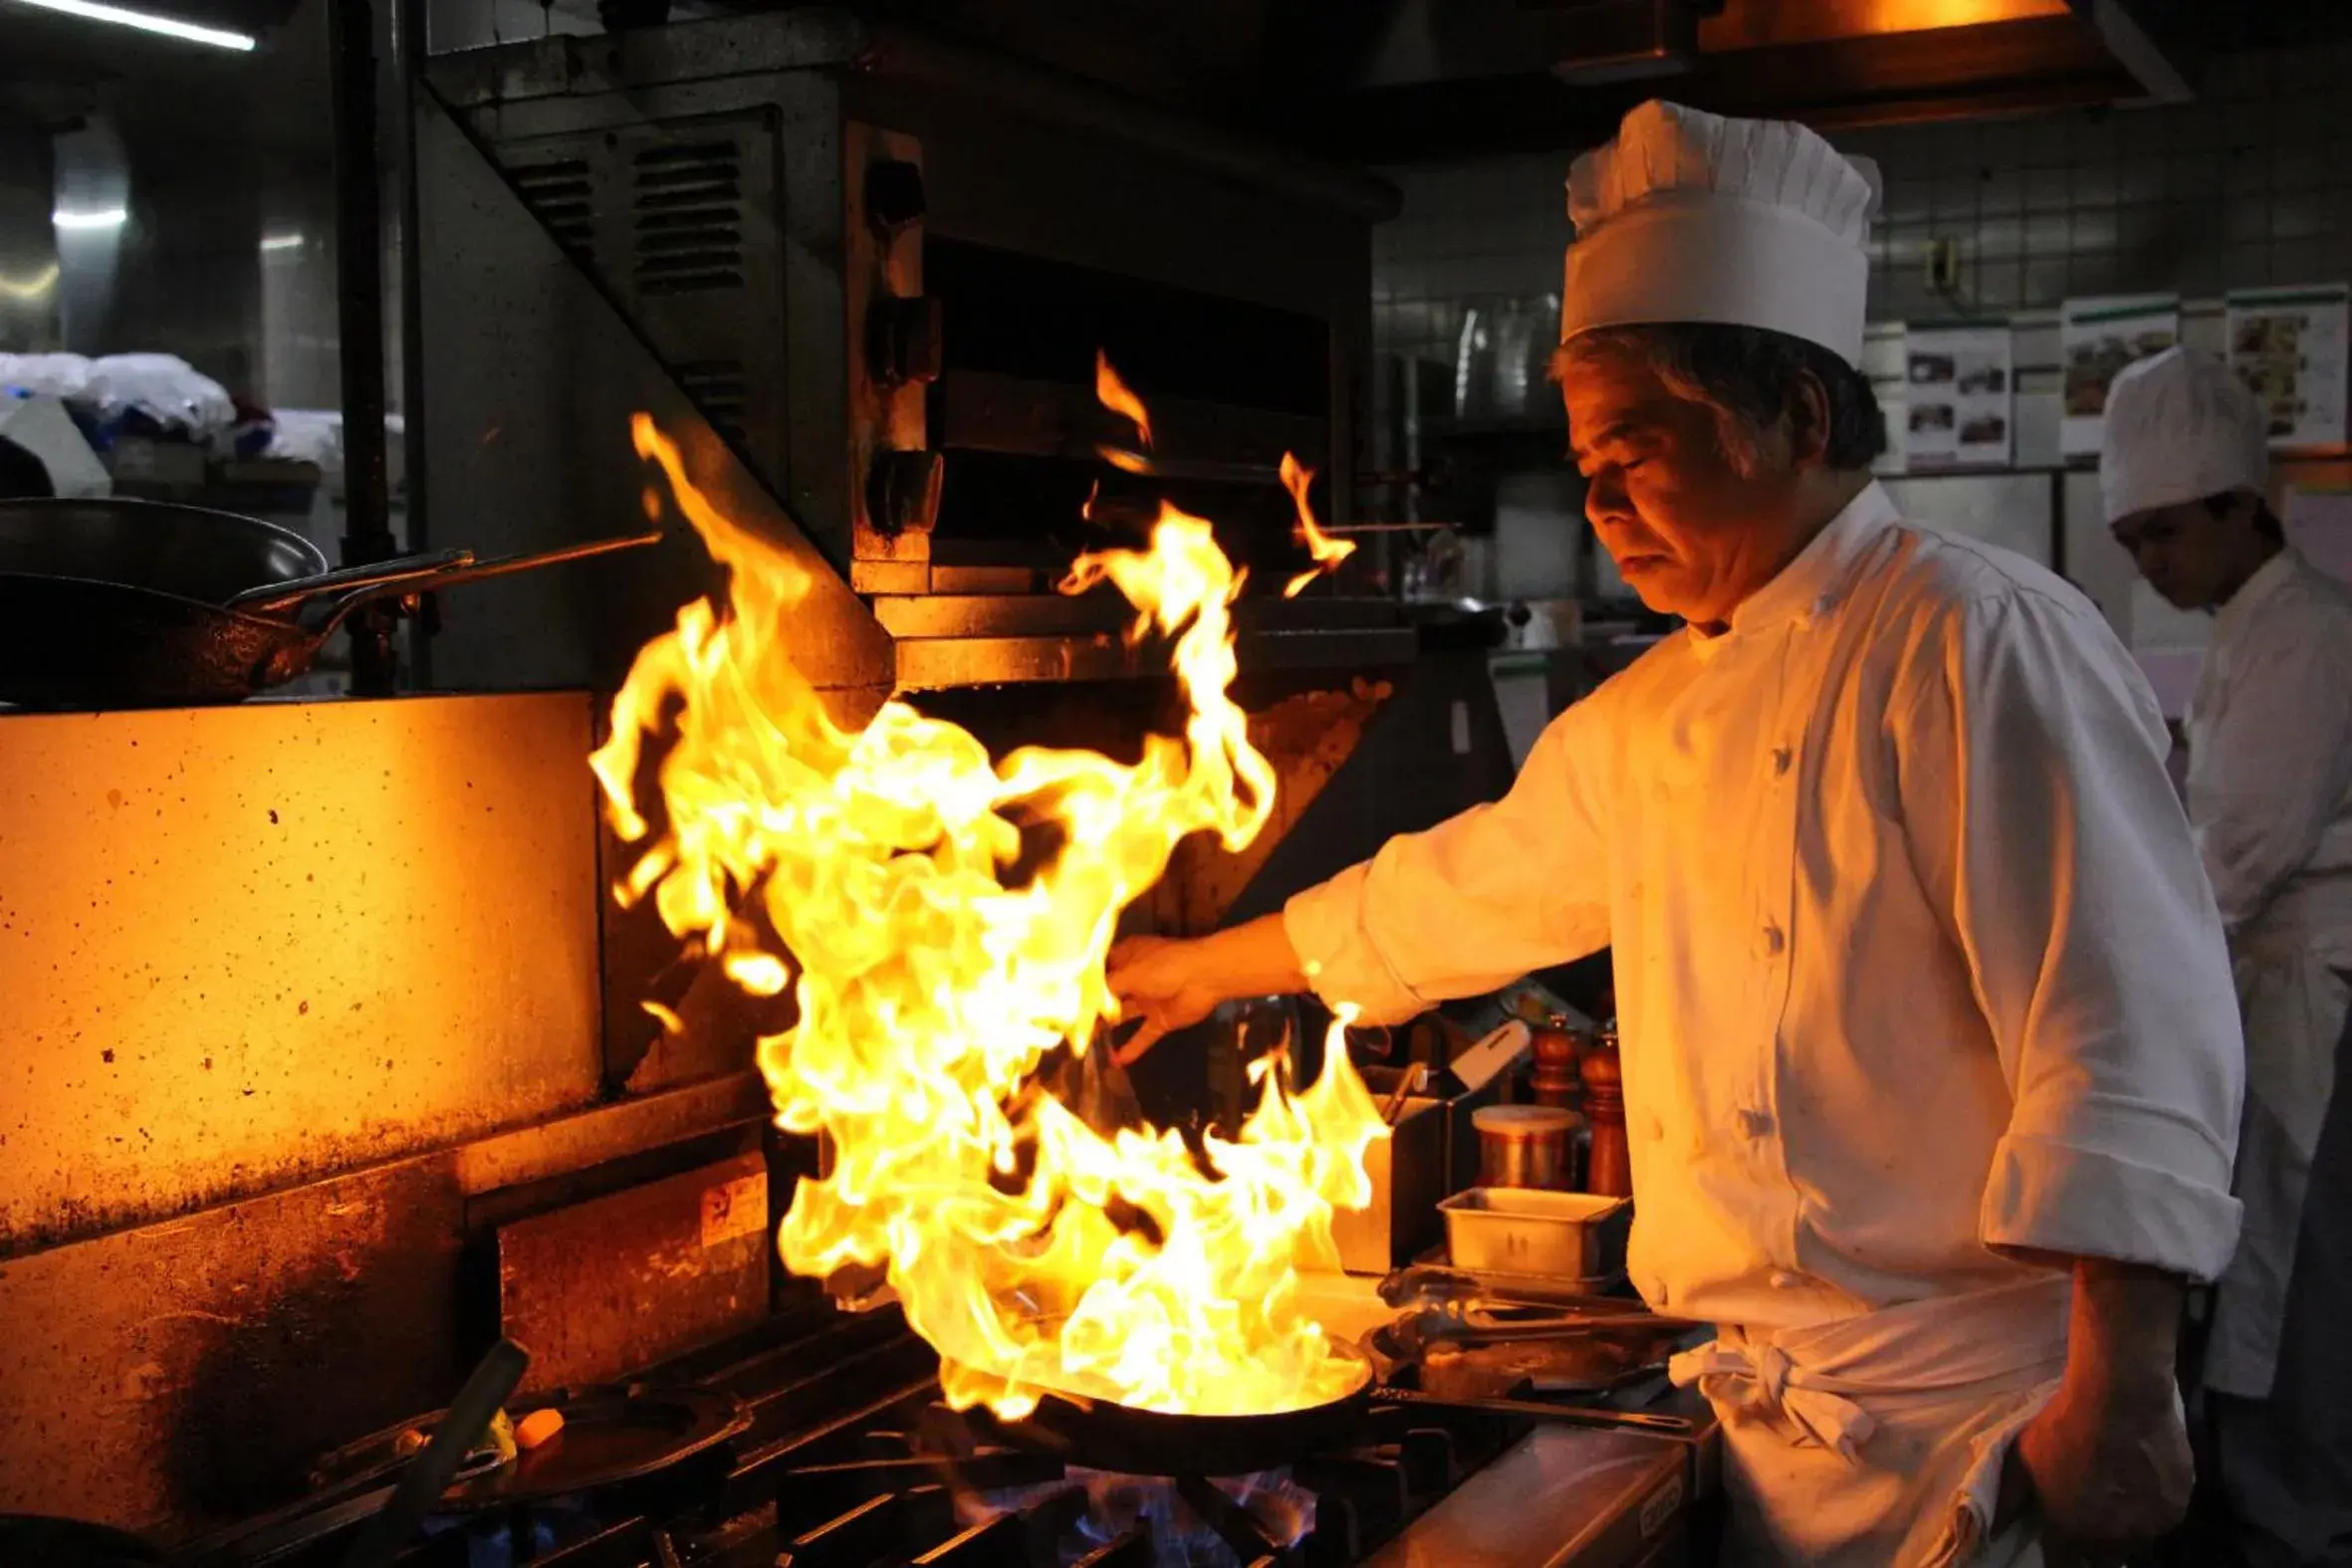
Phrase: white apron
[
  {"left": 2202, "top": 909, "right": 2350, "bottom": 1399},
  {"left": 1671, "top": 1274, "right": 2071, "bottom": 1568}
]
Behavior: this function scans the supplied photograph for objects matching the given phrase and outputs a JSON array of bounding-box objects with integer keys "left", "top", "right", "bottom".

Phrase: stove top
[{"left": 218, "top": 1301, "right": 1716, "bottom": 1568}]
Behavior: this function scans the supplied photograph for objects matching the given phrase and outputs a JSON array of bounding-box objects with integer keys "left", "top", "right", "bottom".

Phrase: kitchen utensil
[
  {"left": 1582, "top": 1022, "right": 1632, "bottom": 1197},
  {"left": 1440, "top": 1187, "right": 1631, "bottom": 1278},
  {"left": 0, "top": 1516, "right": 163, "bottom": 1568},
  {"left": 1377, "top": 1261, "right": 1628, "bottom": 1313},
  {"left": 970, "top": 1346, "right": 1377, "bottom": 1477},
  {"left": 309, "top": 1382, "right": 749, "bottom": 1508},
  {"left": 1473, "top": 1104, "right": 1577, "bottom": 1191},
  {"left": 338, "top": 1337, "right": 529, "bottom": 1568},
  {"left": 223, "top": 549, "right": 476, "bottom": 614},
  {"left": 1385, "top": 1302, "right": 1686, "bottom": 1354},
  {"left": 0, "top": 499, "right": 664, "bottom": 707},
  {"left": 1379, "top": 1061, "right": 1427, "bottom": 1127},
  {"left": 1529, "top": 1014, "right": 1583, "bottom": 1110},
  {"left": 1372, "top": 1385, "right": 1694, "bottom": 1437}
]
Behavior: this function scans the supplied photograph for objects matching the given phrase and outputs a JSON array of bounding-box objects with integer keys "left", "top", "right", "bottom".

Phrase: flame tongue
[
  {"left": 1280, "top": 454, "right": 1356, "bottom": 597},
  {"left": 595, "top": 412, "right": 1386, "bottom": 1421}
]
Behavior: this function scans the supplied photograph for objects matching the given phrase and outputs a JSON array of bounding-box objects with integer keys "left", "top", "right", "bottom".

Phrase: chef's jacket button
[
  {"left": 1738, "top": 1107, "right": 1773, "bottom": 1139},
  {"left": 1770, "top": 746, "right": 1792, "bottom": 777},
  {"left": 1759, "top": 923, "right": 1785, "bottom": 958},
  {"left": 1768, "top": 1270, "right": 1803, "bottom": 1290}
]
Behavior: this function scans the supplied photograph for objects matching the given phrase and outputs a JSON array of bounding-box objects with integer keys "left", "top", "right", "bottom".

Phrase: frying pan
[
  {"left": 0, "top": 498, "right": 661, "bottom": 709},
  {"left": 967, "top": 1345, "right": 1378, "bottom": 1477}
]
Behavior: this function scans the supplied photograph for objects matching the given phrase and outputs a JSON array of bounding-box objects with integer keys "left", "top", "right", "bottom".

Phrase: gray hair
[{"left": 1551, "top": 324, "right": 1888, "bottom": 475}]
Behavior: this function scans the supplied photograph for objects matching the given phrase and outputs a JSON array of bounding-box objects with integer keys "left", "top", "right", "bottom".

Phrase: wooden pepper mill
[
  {"left": 1580, "top": 1021, "right": 1632, "bottom": 1198},
  {"left": 1529, "top": 1012, "right": 1584, "bottom": 1112}
]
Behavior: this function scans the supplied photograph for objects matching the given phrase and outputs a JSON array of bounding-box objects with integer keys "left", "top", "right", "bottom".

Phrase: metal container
[
  {"left": 1331, "top": 1068, "right": 1447, "bottom": 1272},
  {"left": 1438, "top": 1187, "right": 1632, "bottom": 1278},
  {"left": 1473, "top": 1103, "right": 1578, "bottom": 1191}
]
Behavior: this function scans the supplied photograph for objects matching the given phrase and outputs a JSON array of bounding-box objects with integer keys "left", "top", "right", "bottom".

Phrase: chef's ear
[{"left": 1785, "top": 368, "right": 1835, "bottom": 470}]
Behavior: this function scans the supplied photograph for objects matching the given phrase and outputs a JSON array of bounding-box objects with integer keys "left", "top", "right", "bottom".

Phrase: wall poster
[
  {"left": 2060, "top": 294, "right": 2182, "bottom": 458},
  {"left": 2228, "top": 284, "right": 2350, "bottom": 453},
  {"left": 1900, "top": 326, "right": 2013, "bottom": 470}
]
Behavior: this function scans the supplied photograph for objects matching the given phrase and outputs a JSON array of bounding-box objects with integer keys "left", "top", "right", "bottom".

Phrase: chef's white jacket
[
  {"left": 1288, "top": 482, "right": 2245, "bottom": 1331},
  {"left": 2188, "top": 547, "right": 2352, "bottom": 1399}
]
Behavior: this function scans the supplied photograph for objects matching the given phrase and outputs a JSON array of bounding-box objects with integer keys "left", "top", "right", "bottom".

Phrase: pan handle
[
  {"left": 338, "top": 1339, "right": 528, "bottom": 1568},
  {"left": 305, "top": 529, "right": 667, "bottom": 642},
  {"left": 226, "top": 550, "right": 477, "bottom": 616}
]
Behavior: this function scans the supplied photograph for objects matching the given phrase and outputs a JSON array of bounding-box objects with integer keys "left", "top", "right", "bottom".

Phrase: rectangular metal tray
[{"left": 1438, "top": 1187, "right": 1632, "bottom": 1279}]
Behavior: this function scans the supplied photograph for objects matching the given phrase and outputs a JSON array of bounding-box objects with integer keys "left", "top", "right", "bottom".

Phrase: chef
[
  {"left": 1109, "top": 101, "right": 2245, "bottom": 1566},
  {"left": 2103, "top": 346, "right": 2352, "bottom": 1568}
]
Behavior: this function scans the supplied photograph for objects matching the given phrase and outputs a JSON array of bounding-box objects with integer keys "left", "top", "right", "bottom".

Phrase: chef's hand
[
  {"left": 1105, "top": 936, "right": 1226, "bottom": 1063},
  {"left": 2011, "top": 1258, "right": 2193, "bottom": 1563},
  {"left": 1105, "top": 914, "right": 1310, "bottom": 1063}
]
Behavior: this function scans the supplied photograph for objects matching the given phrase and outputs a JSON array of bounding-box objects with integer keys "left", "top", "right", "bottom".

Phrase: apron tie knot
[{"left": 1670, "top": 1337, "right": 1878, "bottom": 1461}]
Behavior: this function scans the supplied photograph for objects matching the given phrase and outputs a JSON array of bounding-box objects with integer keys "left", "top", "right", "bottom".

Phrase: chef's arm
[
  {"left": 2189, "top": 628, "right": 2352, "bottom": 935},
  {"left": 1897, "top": 589, "right": 2243, "bottom": 1280},
  {"left": 1111, "top": 697, "right": 1614, "bottom": 1050},
  {"left": 1901, "top": 591, "right": 2236, "bottom": 1545}
]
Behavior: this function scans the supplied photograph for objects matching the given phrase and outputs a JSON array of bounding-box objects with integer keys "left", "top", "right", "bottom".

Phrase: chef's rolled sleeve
[
  {"left": 1900, "top": 588, "right": 2245, "bottom": 1281},
  {"left": 1283, "top": 697, "right": 1614, "bottom": 1026}
]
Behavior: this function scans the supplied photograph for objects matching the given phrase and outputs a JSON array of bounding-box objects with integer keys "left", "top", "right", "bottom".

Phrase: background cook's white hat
[
  {"left": 2099, "top": 346, "right": 2270, "bottom": 523},
  {"left": 1559, "top": 101, "right": 1880, "bottom": 367}
]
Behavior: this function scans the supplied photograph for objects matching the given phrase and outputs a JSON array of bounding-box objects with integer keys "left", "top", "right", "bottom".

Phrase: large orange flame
[
  {"left": 592, "top": 412, "right": 1387, "bottom": 1421},
  {"left": 1280, "top": 453, "right": 1356, "bottom": 598}
]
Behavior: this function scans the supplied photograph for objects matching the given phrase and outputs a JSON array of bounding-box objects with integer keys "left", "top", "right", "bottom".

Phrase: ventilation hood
[{"left": 1298, "top": 0, "right": 2202, "bottom": 160}]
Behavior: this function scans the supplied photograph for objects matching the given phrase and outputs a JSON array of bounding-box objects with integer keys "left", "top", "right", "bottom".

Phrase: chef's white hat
[
  {"left": 2099, "top": 346, "right": 2269, "bottom": 524},
  {"left": 1559, "top": 101, "right": 1880, "bottom": 366}
]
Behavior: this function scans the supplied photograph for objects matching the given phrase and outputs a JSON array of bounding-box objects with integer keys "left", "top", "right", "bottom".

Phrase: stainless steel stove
[{"left": 251, "top": 1300, "right": 1716, "bottom": 1568}]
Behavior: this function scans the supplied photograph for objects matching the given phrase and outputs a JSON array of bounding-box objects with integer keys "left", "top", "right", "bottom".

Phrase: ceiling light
[
  {"left": 259, "top": 232, "right": 304, "bottom": 252},
  {"left": 6, "top": 0, "right": 258, "bottom": 52},
  {"left": 53, "top": 206, "right": 128, "bottom": 231}
]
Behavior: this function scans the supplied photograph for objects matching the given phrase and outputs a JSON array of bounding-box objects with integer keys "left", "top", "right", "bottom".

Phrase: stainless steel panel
[
  {"left": 0, "top": 1074, "right": 767, "bottom": 1536},
  {"left": 0, "top": 693, "right": 602, "bottom": 1254},
  {"left": 1366, "top": 1425, "right": 1688, "bottom": 1568},
  {"left": 413, "top": 88, "right": 890, "bottom": 699},
  {"left": 497, "top": 1151, "right": 771, "bottom": 1393}
]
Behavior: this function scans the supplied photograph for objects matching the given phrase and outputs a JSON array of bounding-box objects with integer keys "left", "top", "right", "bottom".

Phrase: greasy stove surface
[{"left": 252, "top": 1304, "right": 1713, "bottom": 1568}]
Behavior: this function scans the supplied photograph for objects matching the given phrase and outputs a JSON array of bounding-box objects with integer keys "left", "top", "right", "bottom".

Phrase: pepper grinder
[
  {"left": 1580, "top": 1021, "right": 1632, "bottom": 1198},
  {"left": 1529, "top": 1012, "right": 1584, "bottom": 1111}
]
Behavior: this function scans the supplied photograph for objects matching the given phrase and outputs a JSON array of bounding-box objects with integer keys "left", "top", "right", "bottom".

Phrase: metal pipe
[
  {"left": 329, "top": 0, "right": 399, "bottom": 695},
  {"left": 391, "top": 0, "right": 431, "bottom": 686}
]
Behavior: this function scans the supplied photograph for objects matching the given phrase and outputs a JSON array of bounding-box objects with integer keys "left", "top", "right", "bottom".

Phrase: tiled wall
[{"left": 1373, "top": 41, "right": 2352, "bottom": 394}]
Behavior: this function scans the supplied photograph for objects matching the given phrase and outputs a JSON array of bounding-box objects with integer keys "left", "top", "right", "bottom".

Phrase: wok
[
  {"left": 0, "top": 498, "right": 661, "bottom": 709},
  {"left": 968, "top": 1346, "right": 1377, "bottom": 1476}
]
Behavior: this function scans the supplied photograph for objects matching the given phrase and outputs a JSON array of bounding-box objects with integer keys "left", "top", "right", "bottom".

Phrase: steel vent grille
[
  {"left": 632, "top": 140, "right": 745, "bottom": 296},
  {"left": 673, "top": 359, "right": 748, "bottom": 440},
  {"left": 510, "top": 159, "right": 594, "bottom": 262}
]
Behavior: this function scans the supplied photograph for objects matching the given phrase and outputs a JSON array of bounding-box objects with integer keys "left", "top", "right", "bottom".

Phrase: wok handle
[
  {"left": 227, "top": 550, "right": 478, "bottom": 616},
  {"left": 308, "top": 529, "right": 666, "bottom": 641},
  {"left": 338, "top": 1338, "right": 529, "bottom": 1568}
]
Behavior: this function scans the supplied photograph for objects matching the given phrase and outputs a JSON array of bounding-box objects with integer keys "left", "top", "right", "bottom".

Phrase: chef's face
[
  {"left": 2110, "top": 492, "right": 2262, "bottom": 610},
  {"left": 1560, "top": 339, "right": 1815, "bottom": 629}
]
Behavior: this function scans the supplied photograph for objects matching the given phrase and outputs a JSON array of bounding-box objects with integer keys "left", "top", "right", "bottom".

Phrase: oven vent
[
  {"left": 510, "top": 159, "right": 595, "bottom": 262},
  {"left": 672, "top": 358, "right": 749, "bottom": 440},
  {"left": 632, "top": 140, "right": 745, "bottom": 296}
]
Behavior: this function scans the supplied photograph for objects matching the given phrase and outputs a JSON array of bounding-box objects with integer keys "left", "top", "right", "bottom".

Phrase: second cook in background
[
  {"left": 1111, "top": 101, "right": 2246, "bottom": 1568},
  {"left": 2105, "top": 346, "right": 2352, "bottom": 1568}
]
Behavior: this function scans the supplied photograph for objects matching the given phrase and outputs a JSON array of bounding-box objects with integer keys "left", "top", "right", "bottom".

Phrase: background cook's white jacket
[
  {"left": 1288, "top": 483, "right": 2244, "bottom": 1328},
  {"left": 2189, "top": 548, "right": 2352, "bottom": 1398}
]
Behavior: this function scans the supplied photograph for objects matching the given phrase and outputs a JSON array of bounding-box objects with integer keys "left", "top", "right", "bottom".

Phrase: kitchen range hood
[{"left": 1286, "top": 0, "right": 2206, "bottom": 160}]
